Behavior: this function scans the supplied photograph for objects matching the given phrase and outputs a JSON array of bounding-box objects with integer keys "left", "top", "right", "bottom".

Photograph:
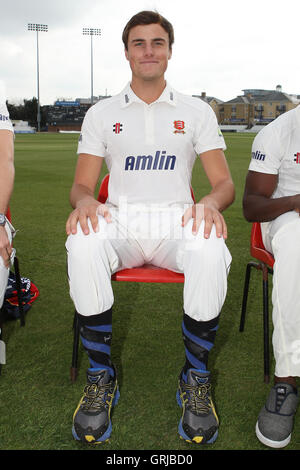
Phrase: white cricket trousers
[
  {"left": 0, "top": 223, "right": 12, "bottom": 308},
  {"left": 66, "top": 206, "right": 232, "bottom": 322},
  {"left": 262, "top": 211, "right": 300, "bottom": 377}
]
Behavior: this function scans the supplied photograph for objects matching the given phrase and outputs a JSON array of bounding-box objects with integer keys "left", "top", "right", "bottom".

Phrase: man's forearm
[
  {"left": 243, "top": 194, "right": 297, "bottom": 222},
  {"left": 199, "top": 179, "right": 235, "bottom": 212},
  {"left": 0, "top": 130, "right": 14, "bottom": 213},
  {"left": 70, "top": 183, "right": 97, "bottom": 209},
  {"left": 0, "top": 161, "right": 14, "bottom": 214}
]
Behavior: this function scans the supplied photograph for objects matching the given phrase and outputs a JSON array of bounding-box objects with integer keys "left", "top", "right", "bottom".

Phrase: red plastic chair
[
  {"left": 239, "top": 222, "right": 274, "bottom": 383},
  {"left": 70, "top": 174, "right": 195, "bottom": 382}
]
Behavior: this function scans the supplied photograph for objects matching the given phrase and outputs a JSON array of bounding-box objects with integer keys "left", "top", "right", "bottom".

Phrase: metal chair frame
[{"left": 239, "top": 222, "right": 274, "bottom": 383}]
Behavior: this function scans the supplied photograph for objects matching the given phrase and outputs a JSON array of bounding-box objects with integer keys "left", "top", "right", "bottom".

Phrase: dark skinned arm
[{"left": 243, "top": 170, "right": 300, "bottom": 222}]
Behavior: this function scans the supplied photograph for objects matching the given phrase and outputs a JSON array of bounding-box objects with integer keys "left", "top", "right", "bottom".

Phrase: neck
[{"left": 130, "top": 77, "right": 166, "bottom": 104}]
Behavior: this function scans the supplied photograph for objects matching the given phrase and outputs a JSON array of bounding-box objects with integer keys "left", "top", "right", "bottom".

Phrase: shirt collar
[{"left": 120, "top": 81, "right": 176, "bottom": 108}]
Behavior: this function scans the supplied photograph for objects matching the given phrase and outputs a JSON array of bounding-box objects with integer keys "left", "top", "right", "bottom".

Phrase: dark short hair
[{"left": 122, "top": 10, "right": 174, "bottom": 50}]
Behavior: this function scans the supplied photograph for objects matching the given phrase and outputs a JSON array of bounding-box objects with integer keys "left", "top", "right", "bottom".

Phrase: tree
[{"left": 6, "top": 97, "right": 47, "bottom": 130}]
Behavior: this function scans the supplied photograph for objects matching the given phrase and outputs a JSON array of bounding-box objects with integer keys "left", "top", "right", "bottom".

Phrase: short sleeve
[
  {"left": 249, "top": 125, "right": 283, "bottom": 174},
  {"left": 194, "top": 104, "right": 226, "bottom": 155},
  {"left": 0, "top": 103, "right": 13, "bottom": 132},
  {"left": 77, "top": 105, "right": 106, "bottom": 157}
]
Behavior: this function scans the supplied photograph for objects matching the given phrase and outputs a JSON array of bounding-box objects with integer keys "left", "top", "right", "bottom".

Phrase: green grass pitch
[{"left": 0, "top": 132, "right": 299, "bottom": 450}]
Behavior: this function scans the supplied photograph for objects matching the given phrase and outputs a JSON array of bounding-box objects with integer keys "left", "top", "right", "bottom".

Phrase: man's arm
[
  {"left": 182, "top": 149, "right": 235, "bottom": 239},
  {"left": 0, "top": 130, "right": 14, "bottom": 267},
  {"left": 243, "top": 170, "right": 300, "bottom": 222},
  {"left": 66, "top": 154, "right": 112, "bottom": 236}
]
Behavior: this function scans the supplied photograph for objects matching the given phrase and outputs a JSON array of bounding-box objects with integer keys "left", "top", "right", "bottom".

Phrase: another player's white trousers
[
  {"left": 0, "top": 223, "right": 12, "bottom": 308},
  {"left": 66, "top": 207, "right": 232, "bottom": 322},
  {"left": 262, "top": 212, "right": 300, "bottom": 377}
]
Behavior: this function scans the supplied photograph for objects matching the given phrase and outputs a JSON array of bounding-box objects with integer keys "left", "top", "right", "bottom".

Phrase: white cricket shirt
[
  {"left": 0, "top": 103, "right": 13, "bottom": 132},
  {"left": 78, "top": 82, "right": 226, "bottom": 207},
  {"left": 249, "top": 105, "right": 300, "bottom": 199}
]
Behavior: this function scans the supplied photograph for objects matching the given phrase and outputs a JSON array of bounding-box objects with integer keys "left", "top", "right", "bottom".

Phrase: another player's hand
[
  {"left": 0, "top": 225, "right": 12, "bottom": 268},
  {"left": 181, "top": 203, "right": 227, "bottom": 239},
  {"left": 66, "top": 199, "right": 112, "bottom": 236}
]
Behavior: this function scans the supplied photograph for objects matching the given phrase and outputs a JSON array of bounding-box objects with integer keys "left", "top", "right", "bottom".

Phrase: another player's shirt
[
  {"left": 78, "top": 82, "right": 225, "bottom": 207},
  {"left": 249, "top": 105, "right": 300, "bottom": 199},
  {"left": 0, "top": 102, "right": 13, "bottom": 133}
]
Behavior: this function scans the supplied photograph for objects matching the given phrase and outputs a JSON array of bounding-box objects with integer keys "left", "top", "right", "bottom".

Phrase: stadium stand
[{"left": 46, "top": 96, "right": 110, "bottom": 132}]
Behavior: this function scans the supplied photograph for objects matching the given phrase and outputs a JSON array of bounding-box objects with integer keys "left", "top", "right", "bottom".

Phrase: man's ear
[
  {"left": 125, "top": 48, "right": 129, "bottom": 61},
  {"left": 168, "top": 48, "right": 172, "bottom": 60}
]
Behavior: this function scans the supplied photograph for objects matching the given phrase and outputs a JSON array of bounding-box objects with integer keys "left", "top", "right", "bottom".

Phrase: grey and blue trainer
[
  {"left": 256, "top": 383, "right": 299, "bottom": 448},
  {"left": 176, "top": 369, "right": 219, "bottom": 444},
  {"left": 72, "top": 368, "right": 120, "bottom": 444}
]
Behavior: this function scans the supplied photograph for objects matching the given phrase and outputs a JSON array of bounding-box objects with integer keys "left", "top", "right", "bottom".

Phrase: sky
[{"left": 0, "top": 0, "right": 299, "bottom": 105}]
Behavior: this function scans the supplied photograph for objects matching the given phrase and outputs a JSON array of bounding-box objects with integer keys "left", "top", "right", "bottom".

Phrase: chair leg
[
  {"left": 240, "top": 261, "right": 261, "bottom": 332},
  {"left": 262, "top": 265, "right": 270, "bottom": 384},
  {"left": 13, "top": 256, "right": 25, "bottom": 327},
  {"left": 240, "top": 260, "right": 271, "bottom": 384},
  {"left": 240, "top": 262, "right": 254, "bottom": 332},
  {"left": 70, "top": 311, "right": 80, "bottom": 383}
]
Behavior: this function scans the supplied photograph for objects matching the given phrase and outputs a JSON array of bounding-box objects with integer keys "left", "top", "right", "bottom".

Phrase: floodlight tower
[
  {"left": 27, "top": 23, "right": 48, "bottom": 132},
  {"left": 82, "top": 28, "right": 101, "bottom": 105}
]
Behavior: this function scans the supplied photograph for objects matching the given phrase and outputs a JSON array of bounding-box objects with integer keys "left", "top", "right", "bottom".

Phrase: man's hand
[
  {"left": 0, "top": 225, "right": 12, "bottom": 268},
  {"left": 66, "top": 199, "right": 112, "bottom": 236},
  {"left": 182, "top": 202, "right": 227, "bottom": 239},
  {"left": 291, "top": 194, "right": 300, "bottom": 214}
]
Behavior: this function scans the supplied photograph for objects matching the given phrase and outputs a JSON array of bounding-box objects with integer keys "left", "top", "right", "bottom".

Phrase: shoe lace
[
  {"left": 275, "top": 387, "right": 287, "bottom": 412},
  {"left": 81, "top": 382, "right": 112, "bottom": 412},
  {"left": 183, "top": 382, "right": 211, "bottom": 414}
]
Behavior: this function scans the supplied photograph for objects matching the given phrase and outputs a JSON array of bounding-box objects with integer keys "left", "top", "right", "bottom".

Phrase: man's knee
[
  {"left": 184, "top": 232, "right": 230, "bottom": 270},
  {"left": 272, "top": 220, "right": 300, "bottom": 264},
  {"left": 66, "top": 226, "right": 108, "bottom": 263}
]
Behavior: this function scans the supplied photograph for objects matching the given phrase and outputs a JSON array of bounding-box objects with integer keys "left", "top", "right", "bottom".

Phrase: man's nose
[{"left": 144, "top": 44, "right": 154, "bottom": 56}]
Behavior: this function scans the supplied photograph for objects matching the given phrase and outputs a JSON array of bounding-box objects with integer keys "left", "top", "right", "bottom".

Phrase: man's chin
[{"left": 139, "top": 73, "right": 165, "bottom": 82}]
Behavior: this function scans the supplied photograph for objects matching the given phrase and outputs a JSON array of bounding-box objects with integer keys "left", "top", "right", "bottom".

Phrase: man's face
[{"left": 125, "top": 23, "right": 172, "bottom": 82}]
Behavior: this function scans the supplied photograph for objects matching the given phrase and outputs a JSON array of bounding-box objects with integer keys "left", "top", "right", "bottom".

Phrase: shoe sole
[
  {"left": 255, "top": 421, "right": 291, "bottom": 449},
  {"left": 176, "top": 390, "right": 218, "bottom": 445},
  {"left": 72, "top": 388, "right": 120, "bottom": 444}
]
